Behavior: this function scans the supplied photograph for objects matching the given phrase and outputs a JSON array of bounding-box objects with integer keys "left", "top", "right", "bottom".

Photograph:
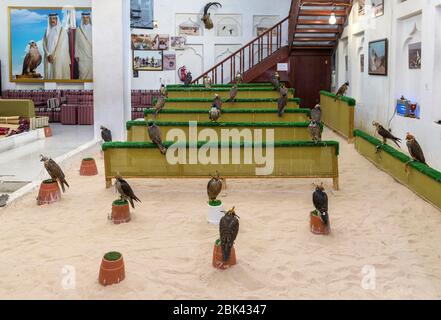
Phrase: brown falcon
[
  {"left": 22, "top": 41, "right": 42, "bottom": 76},
  {"left": 335, "top": 81, "right": 349, "bottom": 101},
  {"left": 207, "top": 171, "right": 223, "bottom": 202},
  {"left": 313, "top": 183, "right": 329, "bottom": 226},
  {"left": 372, "top": 121, "right": 401, "bottom": 152},
  {"left": 308, "top": 120, "right": 322, "bottom": 143},
  {"left": 406, "top": 133, "right": 426, "bottom": 164},
  {"left": 40, "top": 155, "right": 69, "bottom": 192},
  {"left": 229, "top": 85, "right": 238, "bottom": 102},
  {"left": 115, "top": 175, "right": 141, "bottom": 209},
  {"left": 209, "top": 104, "right": 221, "bottom": 122},
  {"left": 147, "top": 121, "right": 167, "bottom": 155},
  {"left": 277, "top": 90, "right": 288, "bottom": 117},
  {"left": 213, "top": 94, "right": 222, "bottom": 110},
  {"left": 219, "top": 207, "right": 240, "bottom": 262}
]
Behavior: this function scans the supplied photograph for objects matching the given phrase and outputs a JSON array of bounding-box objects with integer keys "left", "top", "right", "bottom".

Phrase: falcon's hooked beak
[{"left": 406, "top": 133, "right": 415, "bottom": 141}]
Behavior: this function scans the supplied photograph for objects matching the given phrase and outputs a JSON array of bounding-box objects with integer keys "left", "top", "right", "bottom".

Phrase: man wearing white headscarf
[
  {"left": 75, "top": 12, "right": 93, "bottom": 80},
  {"left": 43, "top": 13, "right": 71, "bottom": 80}
]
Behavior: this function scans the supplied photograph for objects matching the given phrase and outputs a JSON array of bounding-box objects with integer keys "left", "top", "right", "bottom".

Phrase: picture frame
[
  {"left": 409, "top": 42, "right": 421, "bottom": 70},
  {"left": 170, "top": 36, "right": 186, "bottom": 50},
  {"left": 360, "top": 54, "right": 365, "bottom": 73},
  {"left": 133, "top": 50, "right": 163, "bottom": 71},
  {"left": 163, "top": 52, "right": 176, "bottom": 71},
  {"left": 130, "top": 0, "right": 154, "bottom": 30},
  {"left": 368, "top": 38, "right": 388, "bottom": 76},
  {"left": 8, "top": 6, "right": 93, "bottom": 83},
  {"left": 372, "top": 0, "right": 384, "bottom": 18}
]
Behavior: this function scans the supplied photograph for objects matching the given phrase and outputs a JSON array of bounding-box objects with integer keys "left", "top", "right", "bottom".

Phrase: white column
[{"left": 92, "top": 0, "right": 131, "bottom": 141}]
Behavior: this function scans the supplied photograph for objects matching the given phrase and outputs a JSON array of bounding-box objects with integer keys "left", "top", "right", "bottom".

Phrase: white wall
[
  {"left": 337, "top": 0, "right": 441, "bottom": 171},
  {"left": 131, "top": 0, "right": 291, "bottom": 89},
  {"left": 0, "top": 0, "right": 92, "bottom": 90}
]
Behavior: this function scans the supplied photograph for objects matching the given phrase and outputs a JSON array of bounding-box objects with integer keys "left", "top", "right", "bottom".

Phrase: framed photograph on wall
[
  {"left": 133, "top": 50, "right": 163, "bottom": 71},
  {"left": 163, "top": 52, "right": 176, "bottom": 71},
  {"left": 171, "top": 36, "right": 186, "bottom": 50},
  {"left": 130, "top": 0, "right": 154, "bottom": 29},
  {"left": 8, "top": 6, "right": 93, "bottom": 83},
  {"left": 409, "top": 42, "right": 421, "bottom": 69},
  {"left": 368, "top": 38, "right": 388, "bottom": 76},
  {"left": 372, "top": 0, "right": 384, "bottom": 18},
  {"left": 360, "top": 54, "right": 365, "bottom": 73}
]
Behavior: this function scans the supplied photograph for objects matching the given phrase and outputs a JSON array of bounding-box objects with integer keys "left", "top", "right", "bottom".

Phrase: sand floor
[{"left": 1, "top": 129, "right": 441, "bottom": 300}]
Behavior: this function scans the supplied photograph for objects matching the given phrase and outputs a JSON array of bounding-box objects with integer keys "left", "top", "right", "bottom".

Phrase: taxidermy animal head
[{"left": 201, "top": 2, "right": 222, "bottom": 30}]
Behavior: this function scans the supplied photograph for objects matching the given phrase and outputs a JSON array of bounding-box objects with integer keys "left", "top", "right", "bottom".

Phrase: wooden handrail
[{"left": 193, "top": 16, "right": 289, "bottom": 84}]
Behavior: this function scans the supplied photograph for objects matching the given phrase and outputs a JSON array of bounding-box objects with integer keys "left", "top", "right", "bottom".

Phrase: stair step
[{"left": 299, "top": 10, "right": 347, "bottom": 17}]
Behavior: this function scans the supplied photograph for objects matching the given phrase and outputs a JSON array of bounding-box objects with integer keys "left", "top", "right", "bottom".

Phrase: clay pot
[
  {"left": 207, "top": 201, "right": 224, "bottom": 225},
  {"left": 110, "top": 200, "right": 131, "bottom": 224},
  {"left": 310, "top": 211, "right": 331, "bottom": 235},
  {"left": 44, "top": 126, "right": 52, "bottom": 138},
  {"left": 37, "top": 179, "right": 61, "bottom": 206},
  {"left": 80, "top": 158, "right": 98, "bottom": 176},
  {"left": 98, "top": 252, "right": 125, "bottom": 286},
  {"left": 212, "top": 239, "right": 236, "bottom": 270}
]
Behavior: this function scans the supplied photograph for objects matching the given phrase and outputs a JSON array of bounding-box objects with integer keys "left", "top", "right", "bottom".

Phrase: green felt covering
[
  {"left": 165, "top": 97, "right": 301, "bottom": 103},
  {"left": 167, "top": 83, "right": 273, "bottom": 88},
  {"left": 113, "top": 199, "right": 128, "bottom": 206},
  {"left": 354, "top": 130, "right": 441, "bottom": 183},
  {"left": 167, "top": 87, "right": 295, "bottom": 93},
  {"left": 144, "top": 108, "right": 311, "bottom": 115},
  {"left": 102, "top": 140, "right": 340, "bottom": 155},
  {"left": 104, "top": 251, "right": 122, "bottom": 261},
  {"left": 208, "top": 200, "right": 222, "bottom": 206},
  {"left": 83, "top": 158, "right": 94, "bottom": 161},
  {"left": 320, "top": 90, "right": 356, "bottom": 106},
  {"left": 127, "top": 120, "right": 322, "bottom": 130},
  {"left": 43, "top": 179, "right": 55, "bottom": 184}
]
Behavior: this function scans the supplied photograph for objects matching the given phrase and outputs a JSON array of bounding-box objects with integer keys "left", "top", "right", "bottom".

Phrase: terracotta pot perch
[
  {"left": 80, "top": 158, "right": 98, "bottom": 176},
  {"left": 110, "top": 200, "right": 131, "bottom": 224},
  {"left": 37, "top": 179, "right": 61, "bottom": 206},
  {"left": 310, "top": 211, "right": 331, "bottom": 235},
  {"left": 212, "top": 239, "right": 236, "bottom": 270},
  {"left": 98, "top": 252, "right": 125, "bottom": 286}
]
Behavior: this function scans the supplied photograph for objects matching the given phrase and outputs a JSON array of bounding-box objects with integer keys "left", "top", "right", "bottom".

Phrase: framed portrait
[
  {"left": 157, "top": 35, "right": 169, "bottom": 50},
  {"left": 359, "top": 0, "right": 365, "bottom": 16},
  {"left": 130, "top": 0, "right": 154, "bottom": 29},
  {"left": 368, "top": 39, "right": 388, "bottom": 76},
  {"left": 360, "top": 54, "right": 365, "bottom": 73},
  {"left": 170, "top": 36, "right": 186, "bottom": 50},
  {"left": 409, "top": 42, "right": 421, "bottom": 69},
  {"left": 133, "top": 50, "right": 163, "bottom": 71},
  {"left": 163, "top": 52, "right": 176, "bottom": 71},
  {"left": 9, "top": 6, "right": 93, "bottom": 83},
  {"left": 372, "top": 0, "right": 384, "bottom": 18},
  {"left": 131, "top": 34, "right": 158, "bottom": 50}
]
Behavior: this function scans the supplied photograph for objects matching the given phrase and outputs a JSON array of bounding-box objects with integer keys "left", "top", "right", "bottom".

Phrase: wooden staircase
[{"left": 193, "top": 0, "right": 353, "bottom": 91}]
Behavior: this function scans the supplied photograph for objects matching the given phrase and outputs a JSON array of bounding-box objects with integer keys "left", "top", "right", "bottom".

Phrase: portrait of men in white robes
[
  {"left": 75, "top": 12, "right": 93, "bottom": 80},
  {"left": 43, "top": 13, "right": 71, "bottom": 80}
]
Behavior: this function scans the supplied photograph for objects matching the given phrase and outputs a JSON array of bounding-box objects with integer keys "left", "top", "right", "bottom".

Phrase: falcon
[
  {"left": 213, "top": 94, "right": 222, "bottom": 110},
  {"left": 308, "top": 120, "right": 322, "bottom": 143},
  {"left": 147, "top": 121, "right": 167, "bottom": 155},
  {"left": 160, "top": 84, "right": 168, "bottom": 98},
  {"left": 406, "top": 133, "right": 426, "bottom": 164},
  {"left": 335, "top": 82, "right": 349, "bottom": 101},
  {"left": 22, "top": 41, "right": 42, "bottom": 76},
  {"left": 313, "top": 183, "right": 329, "bottom": 226},
  {"left": 372, "top": 121, "right": 401, "bottom": 152},
  {"left": 153, "top": 95, "right": 166, "bottom": 118},
  {"left": 279, "top": 84, "right": 288, "bottom": 97},
  {"left": 203, "top": 75, "right": 212, "bottom": 88},
  {"left": 219, "top": 207, "right": 240, "bottom": 262},
  {"left": 235, "top": 72, "right": 243, "bottom": 84},
  {"left": 209, "top": 105, "right": 221, "bottom": 122},
  {"left": 0, "top": 194, "right": 8, "bottom": 208},
  {"left": 229, "top": 85, "right": 238, "bottom": 101},
  {"left": 40, "top": 155, "right": 69, "bottom": 193},
  {"left": 277, "top": 90, "right": 288, "bottom": 117},
  {"left": 271, "top": 72, "right": 280, "bottom": 91},
  {"left": 115, "top": 175, "right": 141, "bottom": 209},
  {"left": 201, "top": 2, "right": 222, "bottom": 29},
  {"left": 207, "top": 171, "right": 223, "bottom": 201},
  {"left": 100, "top": 126, "right": 112, "bottom": 142},
  {"left": 310, "top": 104, "right": 322, "bottom": 123},
  {"left": 184, "top": 72, "right": 193, "bottom": 86}
]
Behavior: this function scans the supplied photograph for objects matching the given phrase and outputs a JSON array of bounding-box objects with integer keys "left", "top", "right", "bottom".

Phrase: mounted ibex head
[{"left": 201, "top": 2, "right": 222, "bottom": 30}]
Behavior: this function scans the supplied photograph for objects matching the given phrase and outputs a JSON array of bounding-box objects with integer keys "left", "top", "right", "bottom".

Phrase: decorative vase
[
  {"left": 310, "top": 211, "right": 331, "bottom": 235},
  {"left": 212, "top": 239, "right": 236, "bottom": 270},
  {"left": 110, "top": 200, "right": 131, "bottom": 224},
  {"left": 37, "top": 179, "right": 61, "bottom": 205},
  {"left": 98, "top": 251, "right": 125, "bottom": 286},
  {"left": 207, "top": 200, "right": 224, "bottom": 225},
  {"left": 80, "top": 158, "right": 98, "bottom": 176}
]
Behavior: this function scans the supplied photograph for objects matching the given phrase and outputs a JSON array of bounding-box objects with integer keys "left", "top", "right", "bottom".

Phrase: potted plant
[
  {"left": 79, "top": 157, "right": 98, "bottom": 176},
  {"left": 207, "top": 200, "right": 224, "bottom": 225},
  {"left": 310, "top": 210, "right": 331, "bottom": 235},
  {"left": 109, "top": 199, "right": 131, "bottom": 224},
  {"left": 98, "top": 251, "right": 125, "bottom": 286},
  {"left": 37, "top": 179, "right": 61, "bottom": 206},
  {"left": 212, "top": 239, "right": 236, "bottom": 270}
]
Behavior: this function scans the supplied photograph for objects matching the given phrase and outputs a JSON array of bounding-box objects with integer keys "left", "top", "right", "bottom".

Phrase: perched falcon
[
  {"left": 213, "top": 94, "right": 222, "bottom": 110},
  {"left": 313, "top": 183, "right": 329, "bottom": 226},
  {"left": 40, "top": 155, "right": 69, "bottom": 193},
  {"left": 277, "top": 91, "right": 288, "bottom": 117},
  {"left": 406, "top": 133, "right": 426, "bottom": 164},
  {"left": 147, "top": 121, "right": 167, "bottom": 155},
  {"left": 100, "top": 126, "right": 112, "bottom": 142},
  {"left": 209, "top": 105, "right": 221, "bottom": 122},
  {"left": 235, "top": 72, "right": 243, "bottom": 84},
  {"left": 0, "top": 194, "right": 8, "bottom": 208},
  {"left": 160, "top": 84, "right": 168, "bottom": 98},
  {"left": 219, "top": 207, "right": 240, "bottom": 262},
  {"left": 229, "top": 85, "right": 238, "bottom": 101},
  {"left": 335, "top": 82, "right": 349, "bottom": 101},
  {"left": 372, "top": 121, "right": 401, "bottom": 149},
  {"left": 309, "top": 120, "right": 322, "bottom": 143},
  {"left": 154, "top": 95, "right": 166, "bottom": 118},
  {"left": 271, "top": 72, "right": 281, "bottom": 91},
  {"left": 207, "top": 171, "right": 223, "bottom": 201},
  {"left": 310, "top": 104, "right": 322, "bottom": 123},
  {"left": 115, "top": 175, "right": 141, "bottom": 209},
  {"left": 184, "top": 72, "right": 193, "bottom": 86},
  {"left": 22, "top": 41, "right": 42, "bottom": 76}
]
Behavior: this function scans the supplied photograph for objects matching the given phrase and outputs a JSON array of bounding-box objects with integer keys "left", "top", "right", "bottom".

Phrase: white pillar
[{"left": 92, "top": 0, "right": 131, "bottom": 141}]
